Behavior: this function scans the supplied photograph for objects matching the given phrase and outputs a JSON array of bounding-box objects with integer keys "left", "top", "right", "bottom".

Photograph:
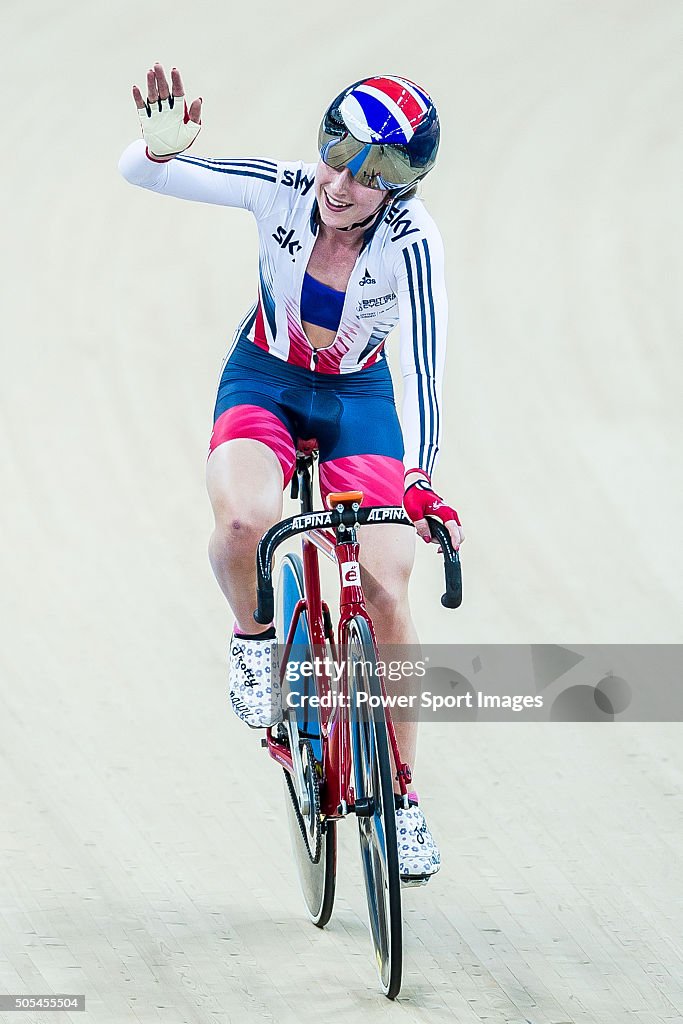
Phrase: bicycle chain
[{"left": 283, "top": 738, "right": 323, "bottom": 864}]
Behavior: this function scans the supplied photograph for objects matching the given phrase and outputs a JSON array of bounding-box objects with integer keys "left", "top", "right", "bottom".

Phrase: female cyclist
[{"left": 119, "top": 63, "right": 463, "bottom": 884}]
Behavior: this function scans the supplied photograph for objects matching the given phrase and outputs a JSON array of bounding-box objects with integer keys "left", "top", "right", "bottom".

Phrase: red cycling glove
[{"left": 403, "top": 471, "right": 462, "bottom": 545}]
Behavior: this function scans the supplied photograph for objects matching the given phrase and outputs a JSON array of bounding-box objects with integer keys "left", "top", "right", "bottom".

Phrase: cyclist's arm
[
  {"left": 394, "top": 225, "right": 448, "bottom": 480},
  {"left": 118, "top": 139, "right": 281, "bottom": 219}
]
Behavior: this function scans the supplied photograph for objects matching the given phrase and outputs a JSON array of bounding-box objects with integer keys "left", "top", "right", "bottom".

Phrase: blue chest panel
[{"left": 300, "top": 272, "right": 345, "bottom": 333}]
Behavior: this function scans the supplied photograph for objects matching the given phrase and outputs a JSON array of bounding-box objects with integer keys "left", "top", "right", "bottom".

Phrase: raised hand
[{"left": 132, "top": 62, "right": 202, "bottom": 161}]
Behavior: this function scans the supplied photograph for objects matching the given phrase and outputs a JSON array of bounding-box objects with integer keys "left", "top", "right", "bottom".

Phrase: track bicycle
[{"left": 253, "top": 444, "right": 461, "bottom": 999}]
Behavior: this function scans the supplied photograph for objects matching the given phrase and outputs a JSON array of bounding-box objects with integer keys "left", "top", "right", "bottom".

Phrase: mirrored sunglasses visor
[{"left": 318, "top": 131, "right": 417, "bottom": 190}]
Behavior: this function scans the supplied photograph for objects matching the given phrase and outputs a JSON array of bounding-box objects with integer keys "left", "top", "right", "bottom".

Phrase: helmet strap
[
  {"left": 334, "top": 179, "right": 421, "bottom": 232},
  {"left": 335, "top": 195, "right": 389, "bottom": 233}
]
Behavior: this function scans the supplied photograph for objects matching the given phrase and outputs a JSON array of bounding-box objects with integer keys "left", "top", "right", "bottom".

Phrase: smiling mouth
[{"left": 323, "top": 189, "right": 352, "bottom": 212}]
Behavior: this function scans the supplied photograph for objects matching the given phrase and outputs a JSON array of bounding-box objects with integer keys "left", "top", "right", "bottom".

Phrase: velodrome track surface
[{"left": 2, "top": 1, "right": 682, "bottom": 1020}]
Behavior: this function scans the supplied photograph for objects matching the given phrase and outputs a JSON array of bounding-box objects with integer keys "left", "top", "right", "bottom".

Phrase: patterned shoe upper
[
  {"left": 228, "top": 634, "right": 282, "bottom": 729},
  {"left": 395, "top": 804, "right": 441, "bottom": 879}
]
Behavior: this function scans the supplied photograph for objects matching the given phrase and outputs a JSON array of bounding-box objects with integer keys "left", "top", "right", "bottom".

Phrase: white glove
[{"left": 138, "top": 94, "right": 201, "bottom": 161}]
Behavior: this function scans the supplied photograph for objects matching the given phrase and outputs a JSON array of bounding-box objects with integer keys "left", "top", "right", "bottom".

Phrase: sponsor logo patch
[
  {"left": 341, "top": 561, "right": 361, "bottom": 585},
  {"left": 281, "top": 168, "right": 315, "bottom": 196},
  {"left": 272, "top": 225, "right": 303, "bottom": 260},
  {"left": 292, "top": 512, "right": 332, "bottom": 530},
  {"left": 385, "top": 204, "right": 420, "bottom": 241},
  {"left": 356, "top": 292, "right": 397, "bottom": 314}
]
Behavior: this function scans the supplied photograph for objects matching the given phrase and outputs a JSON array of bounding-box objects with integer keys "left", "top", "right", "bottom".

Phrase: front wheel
[
  {"left": 276, "top": 553, "right": 336, "bottom": 928},
  {"left": 347, "top": 615, "right": 402, "bottom": 999}
]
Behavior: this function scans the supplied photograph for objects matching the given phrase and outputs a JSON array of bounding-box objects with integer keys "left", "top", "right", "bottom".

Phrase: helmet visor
[{"left": 318, "top": 128, "right": 419, "bottom": 191}]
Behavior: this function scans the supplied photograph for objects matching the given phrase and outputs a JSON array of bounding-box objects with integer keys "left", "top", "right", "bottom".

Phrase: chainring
[{"left": 283, "top": 739, "right": 323, "bottom": 864}]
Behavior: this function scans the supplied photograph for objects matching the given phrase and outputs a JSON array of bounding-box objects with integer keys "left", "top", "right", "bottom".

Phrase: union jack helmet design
[{"left": 318, "top": 76, "right": 440, "bottom": 192}]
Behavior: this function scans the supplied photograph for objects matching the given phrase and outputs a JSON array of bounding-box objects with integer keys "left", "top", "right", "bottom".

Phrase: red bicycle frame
[{"left": 265, "top": 512, "right": 413, "bottom": 819}]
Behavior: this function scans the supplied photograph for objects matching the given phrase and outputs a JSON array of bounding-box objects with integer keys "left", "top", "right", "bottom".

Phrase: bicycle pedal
[
  {"left": 400, "top": 875, "right": 431, "bottom": 889},
  {"left": 275, "top": 723, "right": 290, "bottom": 744}
]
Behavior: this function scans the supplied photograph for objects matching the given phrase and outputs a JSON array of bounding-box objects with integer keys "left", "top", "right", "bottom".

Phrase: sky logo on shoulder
[
  {"left": 359, "top": 267, "right": 376, "bottom": 286},
  {"left": 281, "top": 168, "right": 315, "bottom": 195},
  {"left": 385, "top": 204, "right": 420, "bottom": 241}
]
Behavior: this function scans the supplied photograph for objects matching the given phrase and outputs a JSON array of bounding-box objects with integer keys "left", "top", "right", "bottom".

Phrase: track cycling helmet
[{"left": 318, "top": 76, "right": 440, "bottom": 195}]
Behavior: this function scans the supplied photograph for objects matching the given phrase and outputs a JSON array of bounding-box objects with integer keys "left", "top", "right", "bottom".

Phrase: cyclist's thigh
[
  {"left": 207, "top": 438, "right": 284, "bottom": 528},
  {"left": 320, "top": 447, "right": 413, "bottom": 588},
  {"left": 358, "top": 521, "right": 416, "bottom": 595},
  {"left": 210, "top": 404, "right": 296, "bottom": 487},
  {"left": 319, "top": 450, "right": 405, "bottom": 508},
  {"left": 211, "top": 341, "right": 298, "bottom": 474},
  {"left": 313, "top": 368, "right": 413, "bottom": 588},
  {"left": 208, "top": 343, "right": 297, "bottom": 522}
]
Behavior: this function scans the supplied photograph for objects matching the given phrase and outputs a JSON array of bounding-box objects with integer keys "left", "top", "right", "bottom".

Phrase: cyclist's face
[{"left": 315, "top": 161, "right": 389, "bottom": 229}]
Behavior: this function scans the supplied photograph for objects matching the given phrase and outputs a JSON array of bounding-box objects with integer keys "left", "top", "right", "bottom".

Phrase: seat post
[{"left": 294, "top": 442, "right": 319, "bottom": 514}]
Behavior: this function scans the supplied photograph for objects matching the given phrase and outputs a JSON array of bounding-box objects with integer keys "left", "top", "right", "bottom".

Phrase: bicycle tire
[
  {"left": 276, "top": 553, "right": 336, "bottom": 928},
  {"left": 347, "top": 615, "right": 403, "bottom": 999}
]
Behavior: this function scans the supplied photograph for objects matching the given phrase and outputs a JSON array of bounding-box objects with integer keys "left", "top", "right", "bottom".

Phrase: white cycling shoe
[
  {"left": 228, "top": 631, "right": 282, "bottom": 729},
  {"left": 395, "top": 804, "right": 441, "bottom": 885}
]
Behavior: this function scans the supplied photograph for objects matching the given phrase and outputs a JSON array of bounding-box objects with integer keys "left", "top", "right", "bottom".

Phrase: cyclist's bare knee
[
  {"left": 207, "top": 439, "right": 283, "bottom": 536},
  {"left": 211, "top": 516, "right": 269, "bottom": 556}
]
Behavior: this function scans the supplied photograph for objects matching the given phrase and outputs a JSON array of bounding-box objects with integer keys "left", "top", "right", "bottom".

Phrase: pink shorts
[{"left": 210, "top": 339, "right": 405, "bottom": 508}]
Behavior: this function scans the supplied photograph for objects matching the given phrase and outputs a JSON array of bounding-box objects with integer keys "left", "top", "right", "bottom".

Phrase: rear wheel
[
  {"left": 347, "top": 615, "right": 402, "bottom": 999},
  {"left": 275, "top": 553, "right": 336, "bottom": 927}
]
